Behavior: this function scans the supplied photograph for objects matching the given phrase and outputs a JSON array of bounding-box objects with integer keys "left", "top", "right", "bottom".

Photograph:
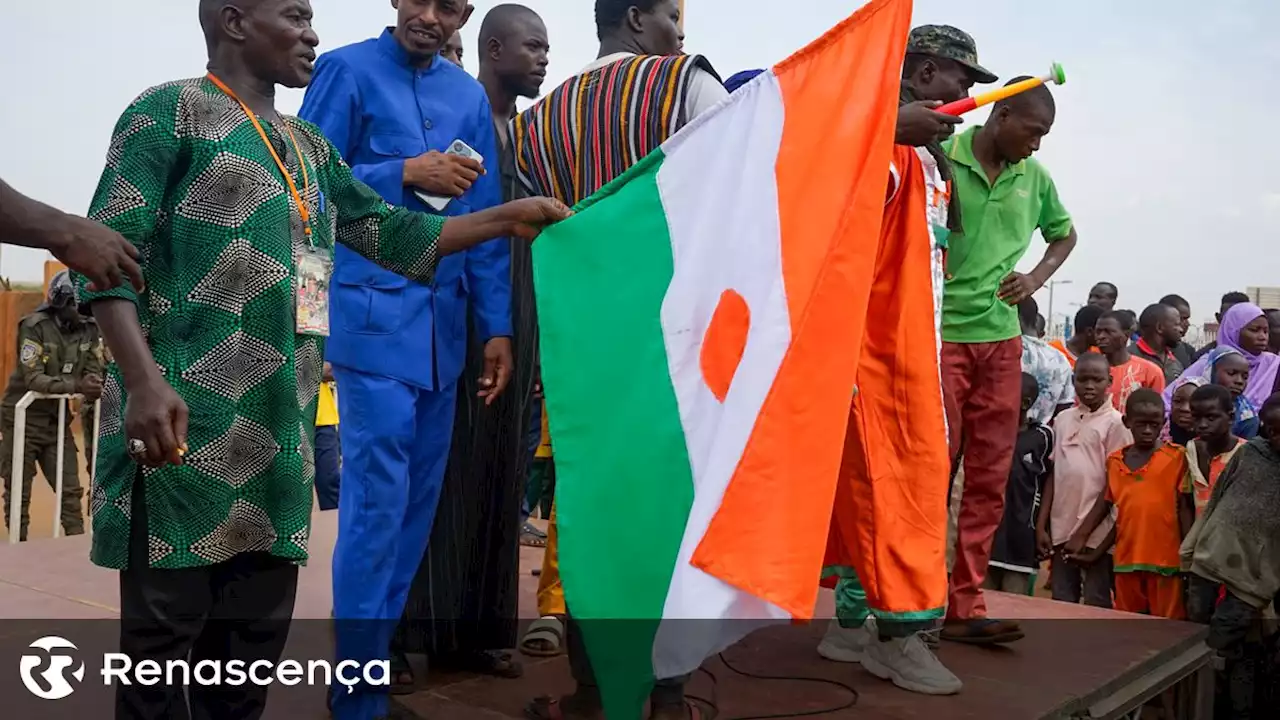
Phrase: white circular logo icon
[{"left": 19, "top": 636, "right": 85, "bottom": 700}]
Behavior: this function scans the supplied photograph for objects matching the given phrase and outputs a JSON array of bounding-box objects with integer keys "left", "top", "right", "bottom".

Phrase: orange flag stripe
[{"left": 688, "top": 0, "right": 914, "bottom": 619}]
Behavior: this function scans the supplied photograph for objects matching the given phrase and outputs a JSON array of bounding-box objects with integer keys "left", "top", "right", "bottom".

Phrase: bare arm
[
  {"left": 0, "top": 178, "right": 144, "bottom": 292},
  {"left": 1066, "top": 494, "right": 1111, "bottom": 556},
  {"left": 998, "top": 227, "right": 1078, "bottom": 304},
  {"left": 1028, "top": 227, "right": 1077, "bottom": 287},
  {"left": 323, "top": 133, "right": 570, "bottom": 284},
  {"left": 91, "top": 300, "right": 162, "bottom": 393},
  {"left": 0, "top": 178, "right": 67, "bottom": 249},
  {"left": 1036, "top": 474, "right": 1055, "bottom": 558},
  {"left": 439, "top": 207, "right": 549, "bottom": 255}
]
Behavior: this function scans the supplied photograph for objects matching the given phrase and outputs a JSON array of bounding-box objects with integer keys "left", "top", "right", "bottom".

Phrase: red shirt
[{"left": 1109, "top": 355, "right": 1166, "bottom": 411}]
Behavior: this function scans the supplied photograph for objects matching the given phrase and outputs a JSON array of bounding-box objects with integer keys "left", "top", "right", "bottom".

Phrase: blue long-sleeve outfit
[{"left": 298, "top": 28, "right": 510, "bottom": 720}]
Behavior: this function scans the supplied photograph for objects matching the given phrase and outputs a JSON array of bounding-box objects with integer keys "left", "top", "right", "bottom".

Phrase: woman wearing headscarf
[
  {"left": 1165, "top": 303, "right": 1280, "bottom": 410},
  {"left": 1163, "top": 375, "right": 1206, "bottom": 445},
  {"left": 1197, "top": 347, "right": 1260, "bottom": 439}
]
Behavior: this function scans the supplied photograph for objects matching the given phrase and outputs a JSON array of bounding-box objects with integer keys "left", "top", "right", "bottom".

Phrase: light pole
[
  {"left": 1045, "top": 279, "right": 1073, "bottom": 328},
  {"left": 1061, "top": 301, "right": 1082, "bottom": 339},
  {"left": 678, "top": 0, "right": 686, "bottom": 31}
]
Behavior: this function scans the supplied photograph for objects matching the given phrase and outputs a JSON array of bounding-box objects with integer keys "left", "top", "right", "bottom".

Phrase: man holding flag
[
  {"left": 514, "top": 4, "right": 726, "bottom": 716},
  {"left": 815, "top": 24, "right": 997, "bottom": 696},
  {"left": 524, "top": 0, "right": 962, "bottom": 717}
]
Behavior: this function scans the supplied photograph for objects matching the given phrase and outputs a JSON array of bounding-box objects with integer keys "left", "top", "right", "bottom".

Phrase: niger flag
[{"left": 531, "top": 0, "right": 930, "bottom": 717}]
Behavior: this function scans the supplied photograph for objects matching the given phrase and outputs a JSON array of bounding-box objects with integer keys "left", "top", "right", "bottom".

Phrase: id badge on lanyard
[
  {"left": 295, "top": 244, "right": 332, "bottom": 337},
  {"left": 203, "top": 73, "right": 333, "bottom": 337}
]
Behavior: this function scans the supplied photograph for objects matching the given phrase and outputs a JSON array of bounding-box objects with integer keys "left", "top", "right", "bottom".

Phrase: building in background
[{"left": 1246, "top": 286, "right": 1280, "bottom": 310}]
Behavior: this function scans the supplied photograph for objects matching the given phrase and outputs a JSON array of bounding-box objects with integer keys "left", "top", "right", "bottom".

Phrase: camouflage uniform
[{"left": 0, "top": 274, "right": 103, "bottom": 540}]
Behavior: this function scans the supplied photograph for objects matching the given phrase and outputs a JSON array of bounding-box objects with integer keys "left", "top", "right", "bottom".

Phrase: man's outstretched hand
[
  {"left": 1, "top": 178, "right": 142, "bottom": 291},
  {"left": 502, "top": 197, "right": 573, "bottom": 241},
  {"left": 50, "top": 215, "right": 145, "bottom": 293},
  {"left": 438, "top": 198, "right": 573, "bottom": 257}
]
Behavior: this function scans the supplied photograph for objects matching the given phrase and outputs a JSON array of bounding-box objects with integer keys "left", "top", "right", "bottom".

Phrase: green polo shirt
[{"left": 941, "top": 126, "right": 1074, "bottom": 344}]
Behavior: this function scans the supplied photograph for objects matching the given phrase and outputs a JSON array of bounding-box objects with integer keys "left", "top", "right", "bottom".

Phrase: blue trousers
[
  {"left": 314, "top": 424, "right": 341, "bottom": 511},
  {"left": 329, "top": 368, "right": 457, "bottom": 720}
]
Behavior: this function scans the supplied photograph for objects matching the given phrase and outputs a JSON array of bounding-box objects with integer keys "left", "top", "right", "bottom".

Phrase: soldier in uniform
[{"left": 1, "top": 271, "right": 103, "bottom": 540}]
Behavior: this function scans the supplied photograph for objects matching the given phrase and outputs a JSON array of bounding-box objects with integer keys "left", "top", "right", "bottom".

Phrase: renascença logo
[
  {"left": 17, "top": 635, "right": 388, "bottom": 699},
  {"left": 19, "top": 636, "right": 85, "bottom": 700}
]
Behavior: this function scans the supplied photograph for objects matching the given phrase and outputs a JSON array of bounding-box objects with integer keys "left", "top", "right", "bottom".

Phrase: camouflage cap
[{"left": 906, "top": 25, "right": 997, "bottom": 84}]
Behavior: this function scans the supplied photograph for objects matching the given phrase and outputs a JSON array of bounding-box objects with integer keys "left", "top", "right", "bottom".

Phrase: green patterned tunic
[{"left": 77, "top": 77, "right": 445, "bottom": 570}]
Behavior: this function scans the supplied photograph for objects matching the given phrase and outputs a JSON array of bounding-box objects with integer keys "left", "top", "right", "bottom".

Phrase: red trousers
[
  {"left": 942, "top": 338, "right": 1023, "bottom": 620},
  {"left": 1115, "top": 572, "right": 1185, "bottom": 620}
]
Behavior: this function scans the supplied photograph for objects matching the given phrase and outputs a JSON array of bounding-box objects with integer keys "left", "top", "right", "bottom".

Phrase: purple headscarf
[{"left": 1166, "top": 302, "right": 1280, "bottom": 408}]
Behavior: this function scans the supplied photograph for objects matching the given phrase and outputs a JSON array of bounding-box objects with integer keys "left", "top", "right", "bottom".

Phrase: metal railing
[{"left": 7, "top": 391, "right": 101, "bottom": 545}]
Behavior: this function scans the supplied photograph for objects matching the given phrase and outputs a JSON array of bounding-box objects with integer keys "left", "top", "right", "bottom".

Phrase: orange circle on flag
[{"left": 700, "top": 289, "right": 751, "bottom": 403}]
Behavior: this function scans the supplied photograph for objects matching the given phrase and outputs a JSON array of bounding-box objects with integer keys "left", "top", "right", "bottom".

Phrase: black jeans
[
  {"left": 566, "top": 612, "right": 689, "bottom": 708},
  {"left": 116, "top": 475, "right": 299, "bottom": 720},
  {"left": 1050, "top": 549, "right": 1113, "bottom": 608}
]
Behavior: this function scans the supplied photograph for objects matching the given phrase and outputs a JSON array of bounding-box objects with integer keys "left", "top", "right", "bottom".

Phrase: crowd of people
[
  {"left": 0, "top": 0, "right": 1277, "bottom": 719},
  {"left": 983, "top": 287, "right": 1280, "bottom": 717}
]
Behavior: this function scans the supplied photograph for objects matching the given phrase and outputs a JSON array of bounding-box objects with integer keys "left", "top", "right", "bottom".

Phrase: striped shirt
[{"left": 511, "top": 52, "right": 723, "bottom": 205}]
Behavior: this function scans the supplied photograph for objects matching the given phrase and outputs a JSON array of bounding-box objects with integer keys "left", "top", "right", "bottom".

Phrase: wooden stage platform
[{"left": 0, "top": 511, "right": 1213, "bottom": 719}]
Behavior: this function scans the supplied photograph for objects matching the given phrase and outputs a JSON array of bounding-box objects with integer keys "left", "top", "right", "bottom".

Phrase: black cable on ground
[{"left": 684, "top": 650, "right": 859, "bottom": 720}]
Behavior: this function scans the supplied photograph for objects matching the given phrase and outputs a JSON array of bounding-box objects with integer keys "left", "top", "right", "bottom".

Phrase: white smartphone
[{"left": 414, "top": 139, "right": 485, "bottom": 212}]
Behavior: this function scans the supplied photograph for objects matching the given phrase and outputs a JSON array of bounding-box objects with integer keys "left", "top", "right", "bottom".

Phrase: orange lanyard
[{"left": 206, "top": 72, "right": 313, "bottom": 241}]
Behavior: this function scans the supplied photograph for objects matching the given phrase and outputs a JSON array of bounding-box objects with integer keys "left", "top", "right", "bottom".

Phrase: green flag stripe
[{"left": 532, "top": 149, "right": 694, "bottom": 720}]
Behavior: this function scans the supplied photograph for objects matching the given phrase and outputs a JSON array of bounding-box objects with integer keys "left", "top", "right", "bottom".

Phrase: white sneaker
[
  {"left": 860, "top": 633, "right": 962, "bottom": 695},
  {"left": 817, "top": 617, "right": 875, "bottom": 663}
]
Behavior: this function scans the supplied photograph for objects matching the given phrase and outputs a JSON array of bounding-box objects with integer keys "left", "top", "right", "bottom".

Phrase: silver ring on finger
[{"left": 127, "top": 438, "right": 147, "bottom": 458}]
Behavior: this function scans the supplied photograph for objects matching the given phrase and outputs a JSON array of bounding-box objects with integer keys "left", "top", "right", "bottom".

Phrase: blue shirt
[
  {"left": 299, "top": 28, "right": 510, "bottom": 390},
  {"left": 1021, "top": 334, "right": 1075, "bottom": 425}
]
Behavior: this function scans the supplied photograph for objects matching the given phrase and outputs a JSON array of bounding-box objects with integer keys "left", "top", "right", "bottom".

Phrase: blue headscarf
[
  {"left": 1203, "top": 347, "right": 1260, "bottom": 439},
  {"left": 724, "top": 69, "right": 765, "bottom": 94}
]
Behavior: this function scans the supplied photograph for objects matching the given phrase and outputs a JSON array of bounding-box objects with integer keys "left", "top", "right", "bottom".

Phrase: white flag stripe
[{"left": 652, "top": 71, "right": 793, "bottom": 679}]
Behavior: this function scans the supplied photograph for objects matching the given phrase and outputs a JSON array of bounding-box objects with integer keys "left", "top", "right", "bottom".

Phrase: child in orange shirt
[{"left": 1076, "top": 388, "right": 1190, "bottom": 619}]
